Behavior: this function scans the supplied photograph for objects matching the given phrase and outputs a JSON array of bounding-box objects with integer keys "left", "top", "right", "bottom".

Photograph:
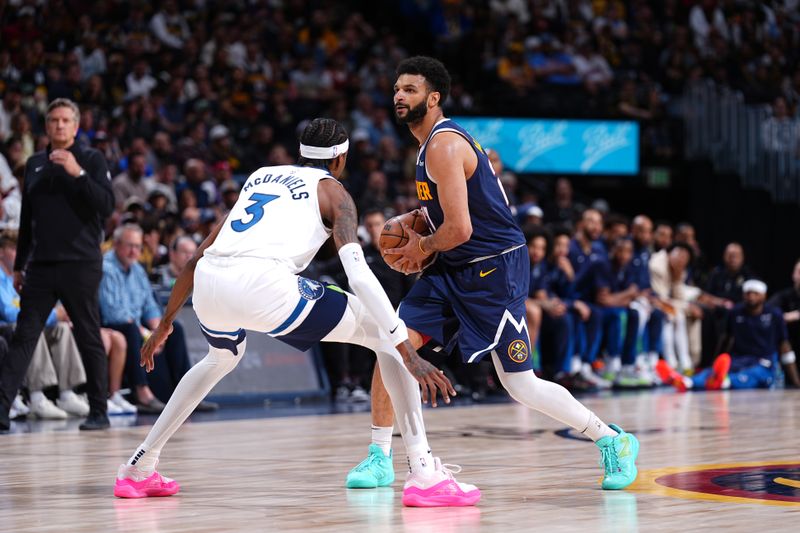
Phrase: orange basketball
[{"left": 379, "top": 211, "right": 432, "bottom": 269}]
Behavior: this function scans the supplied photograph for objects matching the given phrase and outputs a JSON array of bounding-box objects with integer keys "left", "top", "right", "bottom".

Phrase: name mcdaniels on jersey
[{"left": 242, "top": 171, "right": 309, "bottom": 200}]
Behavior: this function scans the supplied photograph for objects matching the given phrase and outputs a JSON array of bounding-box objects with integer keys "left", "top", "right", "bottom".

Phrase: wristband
[
  {"left": 386, "top": 319, "right": 409, "bottom": 347},
  {"left": 338, "top": 242, "right": 410, "bottom": 345},
  {"left": 418, "top": 237, "right": 430, "bottom": 256},
  {"left": 781, "top": 351, "right": 796, "bottom": 365}
]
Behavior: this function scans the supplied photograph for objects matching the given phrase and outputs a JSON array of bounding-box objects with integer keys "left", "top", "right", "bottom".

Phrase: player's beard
[
  {"left": 744, "top": 300, "right": 761, "bottom": 313},
  {"left": 395, "top": 100, "right": 428, "bottom": 125}
]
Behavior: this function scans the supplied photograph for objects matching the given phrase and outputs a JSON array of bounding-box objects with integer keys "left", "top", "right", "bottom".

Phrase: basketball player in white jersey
[{"left": 113, "top": 118, "right": 480, "bottom": 507}]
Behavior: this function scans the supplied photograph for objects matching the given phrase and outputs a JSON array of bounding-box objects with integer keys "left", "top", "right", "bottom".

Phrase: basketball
[{"left": 379, "top": 210, "right": 431, "bottom": 268}]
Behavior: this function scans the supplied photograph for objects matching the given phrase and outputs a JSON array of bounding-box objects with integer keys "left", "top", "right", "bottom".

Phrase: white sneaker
[
  {"left": 581, "top": 363, "right": 613, "bottom": 389},
  {"left": 615, "top": 365, "right": 653, "bottom": 388},
  {"left": 645, "top": 353, "right": 663, "bottom": 385},
  {"left": 637, "top": 353, "right": 657, "bottom": 385},
  {"left": 635, "top": 365, "right": 658, "bottom": 387},
  {"left": 30, "top": 396, "right": 68, "bottom": 419},
  {"left": 614, "top": 365, "right": 640, "bottom": 388},
  {"left": 107, "top": 399, "right": 123, "bottom": 415},
  {"left": 635, "top": 366, "right": 656, "bottom": 387},
  {"left": 350, "top": 386, "right": 369, "bottom": 403},
  {"left": 110, "top": 391, "right": 137, "bottom": 415},
  {"left": 57, "top": 390, "right": 90, "bottom": 417},
  {"left": 335, "top": 386, "right": 350, "bottom": 403},
  {"left": 10, "top": 394, "right": 29, "bottom": 418}
]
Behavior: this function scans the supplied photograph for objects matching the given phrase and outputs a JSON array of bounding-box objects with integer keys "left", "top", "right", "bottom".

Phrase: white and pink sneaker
[
  {"left": 402, "top": 457, "right": 480, "bottom": 507},
  {"left": 114, "top": 463, "right": 180, "bottom": 498}
]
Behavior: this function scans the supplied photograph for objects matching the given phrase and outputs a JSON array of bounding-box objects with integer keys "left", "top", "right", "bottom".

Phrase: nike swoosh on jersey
[
  {"left": 479, "top": 268, "right": 497, "bottom": 278},
  {"left": 35, "top": 166, "right": 44, "bottom": 172},
  {"left": 389, "top": 324, "right": 399, "bottom": 334}
]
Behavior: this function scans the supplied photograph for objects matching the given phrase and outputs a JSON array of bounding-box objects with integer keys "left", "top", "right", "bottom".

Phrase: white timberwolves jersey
[{"left": 205, "top": 165, "right": 334, "bottom": 273}]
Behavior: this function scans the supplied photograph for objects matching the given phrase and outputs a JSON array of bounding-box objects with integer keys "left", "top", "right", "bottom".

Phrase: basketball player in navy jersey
[{"left": 345, "top": 56, "right": 639, "bottom": 491}]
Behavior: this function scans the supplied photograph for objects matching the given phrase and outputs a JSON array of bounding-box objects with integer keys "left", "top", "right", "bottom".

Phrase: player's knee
[
  {"left": 525, "top": 299, "right": 542, "bottom": 322},
  {"left": 206, "top": 338, "right": 246, "bottom": 373},
  {"left": 497, "top": 368, "right": 540, "bottom": 401}
]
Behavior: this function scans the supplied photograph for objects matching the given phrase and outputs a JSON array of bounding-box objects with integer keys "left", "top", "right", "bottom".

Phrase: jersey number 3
[{"left": 231, "top": 193, "right": 279, "bottom": 232}]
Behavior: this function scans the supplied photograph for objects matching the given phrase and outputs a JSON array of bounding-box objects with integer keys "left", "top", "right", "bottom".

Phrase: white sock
[
  {"left": 320, "top": 301, "right": 435, "bottom": 477},
  {"left": 581, "top": 411, "right": 617, "bottom": 442},
  {"left": 371, "top": 425, "right": 393, "bottom": 456},
  {"left": 127, "top": 443, "right": 159, "bottom": 472},
  {"left": 124, "top": 341, "right": 245, "bottom": 473},
  {"left": 30, "top": 390, "right": 46, "bottom": 405},
  {"left": 407, "top": 446, "right": 435, "bottom": 476},
  {"left": 372, "top": 348, "right": 434, "bottom": 475}
]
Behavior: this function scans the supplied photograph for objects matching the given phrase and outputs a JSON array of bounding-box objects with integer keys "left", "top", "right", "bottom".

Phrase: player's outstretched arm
[
  {"left": 318, "top": 179, "right": 455, "bottom": 405},
  {"left": 140, "top": 215, "right": 227, "bottom": 372}
]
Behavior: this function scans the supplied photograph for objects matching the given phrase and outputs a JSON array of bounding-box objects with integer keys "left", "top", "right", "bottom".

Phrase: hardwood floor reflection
[{"left": 1, "top": 389, "right": 798, "bottom": 532}]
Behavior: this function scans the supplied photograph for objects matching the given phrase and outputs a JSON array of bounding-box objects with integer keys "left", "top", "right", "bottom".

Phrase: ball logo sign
[{"left": 453, "top": 117, "right": 639, "bottom": 175}]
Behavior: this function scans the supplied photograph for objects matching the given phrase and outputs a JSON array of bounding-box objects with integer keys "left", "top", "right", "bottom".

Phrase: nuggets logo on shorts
[
  {"left": 507, "top": 339, "right": 529, "bottom": 363},
  {"left": 298, "top": 277, "right": 325, "bottom": 301}
]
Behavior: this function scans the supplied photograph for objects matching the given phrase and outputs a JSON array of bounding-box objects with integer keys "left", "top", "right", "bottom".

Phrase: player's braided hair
[{"left": 297, "top": 118, "right": 348, "bottom": 169}]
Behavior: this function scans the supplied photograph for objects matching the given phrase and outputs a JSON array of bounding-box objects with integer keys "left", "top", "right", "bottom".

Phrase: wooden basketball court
[{"left": 1, "top": 389, "right": 798, "bottom": 532}]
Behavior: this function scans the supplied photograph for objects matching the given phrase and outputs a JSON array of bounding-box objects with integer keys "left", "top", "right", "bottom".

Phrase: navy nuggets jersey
[{"left": 416, "top": 119, "right": 524, "bottom": 266}]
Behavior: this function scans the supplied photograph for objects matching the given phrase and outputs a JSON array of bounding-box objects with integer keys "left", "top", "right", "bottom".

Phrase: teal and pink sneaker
[
  {"left": 596, "top": 424, "right": 639, "bottom": 490},
  {"left": 402, "top": 457, "right": 480, "bottom": 507},
  {"left": 114, "top": 464, "right": 180, "bottom": 498}
]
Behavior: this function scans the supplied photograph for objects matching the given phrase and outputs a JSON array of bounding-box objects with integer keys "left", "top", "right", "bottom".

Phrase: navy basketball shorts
[{"left": 399, "top": 246, "right": 533, "bottom": 373}]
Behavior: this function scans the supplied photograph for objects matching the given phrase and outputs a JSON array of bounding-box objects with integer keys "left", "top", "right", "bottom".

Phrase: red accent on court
[{"left": 655, "top": 464, "right": 800, "bottom": 503}]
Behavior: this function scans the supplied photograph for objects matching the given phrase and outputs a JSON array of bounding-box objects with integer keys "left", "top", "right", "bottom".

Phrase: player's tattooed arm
[
  {"left": 319, "top": 178, "right": 359, "bottom": 248},
  {"left": 320, "top": 178, "right": 456, "bottom": 404},
  {"left": 331, "top": 193, "right": 359, "bottom": 248}
]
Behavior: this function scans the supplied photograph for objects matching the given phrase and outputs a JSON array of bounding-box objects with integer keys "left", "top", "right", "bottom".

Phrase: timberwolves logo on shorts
[
  {"left": 507, "top": 339, "right": 529, "bottom": 364},
  {"left": 298, "top": 277, "right": 325, "bottom": 301}
]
